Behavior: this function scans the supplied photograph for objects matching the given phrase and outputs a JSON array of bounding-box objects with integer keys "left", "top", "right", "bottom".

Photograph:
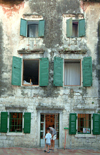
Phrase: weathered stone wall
[{"left": 0, "top": 0, "right": 100, "bottom": 149}]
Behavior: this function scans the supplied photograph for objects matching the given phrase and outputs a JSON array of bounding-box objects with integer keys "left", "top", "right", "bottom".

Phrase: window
[
  {"left": 69, "top": 113, "right": 100, "bottom": 135},
  {"left": 64, "top": 60, "right": 81, "bottom": 86},
  {"left": 78, "top": 114, "right": 91, "bottom": 134},
  {"left": 0, "top": 112, "right": 31, "bottom": 133},
  {"left": 67, "top": 18, "right": 85, "bottom": 37},
  {"left": 20, "top": 18, "right": 45, "bottom": 38},
  {"left": 23, "top": 59, "right": 39, "bottom": 86},
  {"left": 12, "top": 56, "right": 49, "bottom": 86},
  {"left": 9, "top": 113, "right": 22, "bottom": 132}
]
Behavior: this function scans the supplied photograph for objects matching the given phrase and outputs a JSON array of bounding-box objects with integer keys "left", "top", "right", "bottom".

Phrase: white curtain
[{"left": 64, "top": 63, "right": 80, "bottom": 85}]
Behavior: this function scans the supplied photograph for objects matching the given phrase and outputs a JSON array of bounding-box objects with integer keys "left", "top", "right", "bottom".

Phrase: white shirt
[{"left": 45, "top": 133, "right": 52, "bottom": 144}]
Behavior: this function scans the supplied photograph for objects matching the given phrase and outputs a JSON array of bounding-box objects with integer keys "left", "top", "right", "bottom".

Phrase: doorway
[{"left": 40, "top": 114, "right": 59, "bottom": 147}]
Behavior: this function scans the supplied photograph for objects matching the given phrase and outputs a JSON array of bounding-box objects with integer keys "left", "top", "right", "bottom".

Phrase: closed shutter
[
  {"left": 82, "top": 57, "right": 92, "bottom": 87},
  {"left": 20, "top": 18, "right": 27, "bottom": 37},
  {"left": 93, "top": 114, "right": 100, "bottom": 135},
  {"left": 53, "top": 57, "right": 63, "bottom": 87},
  {"left": 69, "top": 113, "right": 76, "bottom": 134},
  {"left": 79, "top": 19, "right": 85, "bottom": 37},
  {"left": 67, "top": 18, "right": 72, "bottom": 37},
  {"left": 39, "top": 58, "right": 49, "bottom": 86},
  {"left": 24, "top": 113, "right": 31, "bottom": 133},
  {"left": 12, "top": 56, "right": 22, "bottom": 86},
  {"left": 38, "top": 20, "right": 45, "bottom": 37},
  {"left": 1, "top": 112, "right": 8, "bottom": 133}
]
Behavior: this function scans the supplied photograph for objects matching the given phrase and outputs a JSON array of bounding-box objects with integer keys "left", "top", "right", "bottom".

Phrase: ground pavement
[{"left": 0, "top": 147, "right": 100, "bottom": 155}]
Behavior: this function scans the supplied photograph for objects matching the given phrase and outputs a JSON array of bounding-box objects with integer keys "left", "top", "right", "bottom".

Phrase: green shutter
[
  {"left": 38, "top": 20, "right": 45, "bottom": 37},
  {"left": 79, "top": 19, "right": 85, "bottom": 37},
  {"left": 24, "top": 113, "right": 31, "bottom": 133},
  {"left": 39, "top": 58, "right": 49, "bottom": 86},
  {"left": 1, "top": 112, "right": 8, "bottom": 133},
  {"left": 20, "top": 18, "right": 27, "bottom": 37},
  {"left": 53, "top": 57, "right": 63, "bottom": 87},
  {"left": 82, "top": 57, "right": 92, "bottom": 87},
  {"left": 93, "top": 114, "right": 100, "bottom": 135},
  {"left": 12, "top": 56, "right": 22, "bottom": 86},
  {"left": 69, "top": 113, "right": 76, "bottom": 135},
  {"left": 67, "top": 18, "right": 72, "bottom": 37}
]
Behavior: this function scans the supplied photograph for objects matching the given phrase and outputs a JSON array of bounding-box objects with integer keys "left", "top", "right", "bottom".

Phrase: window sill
[
  {"left": 75, "top": 134, "right": 96, "bottom": 138},
  {"left": 7, "top": 133, "right": 25, "bottom": 136}
]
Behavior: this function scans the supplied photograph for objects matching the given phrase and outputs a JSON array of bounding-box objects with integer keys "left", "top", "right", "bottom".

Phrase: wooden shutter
[
  {"left": 38, "top": 20, "right": 45, "bottom": 37},
  {"left": 79, "top": 19, "right": 85, "bottom": 37},
  {"left": 24, "top": 113, "right": 31, "bottom": 133},
  {"left": 69, "top": 113, "right": 76, "bottom": 135},
  {"left": 1, "top": 112, "right": 8, "bottom": 133},
  {"left": 20, "top": 18, "right": 27, "bottom": 37},
  {"left": 12, "top": 56, "right": 22, "bottom": 86},
  {"left": 39, "top": 58, "right": 49, "bottom": 86},
  {"left": 67, "top": 18, "right": 72, "bottom": 37},
  {"left": 82, "top": 57, "right": 92, "bottom": 87},
  {"left": 53, "top": 57, "right": 63, "bottom": 87},
  {"left": 93, "top": 114, "right": 100, "bottom": 135}
]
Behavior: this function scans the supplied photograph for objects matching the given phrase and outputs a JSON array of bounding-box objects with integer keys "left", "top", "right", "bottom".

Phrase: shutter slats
[
  {"left": 93, "top": 114, "right": 100, "bottom": 135},
  {"left": 67, "top": 18, "right": 72, "bottom": 37},
  {"left": 24, "top": 113, "right": 31, "bottom": 133},
  {"left": 20, "top": 18, "right": 27, "bottom": 37},
  {"left": 39, "top": 58, "right": 49, "bottom": 86},
  {"left": 79, "top": 19, "right": 85, "bottom": 37},
  {"left": 38, "top": 20, "right": 45, "bottom": 37},
  {"left": 12, "top": 56, "right": 22, "bottom": 86},
  {"left": 53, "top": 57, "right": 63, "bottom": 87},
  {"left": 82, "top": 57, "right": 92, "bottom": 87},
  {"left": 1, "top": 112, "right": 8, "bottom": 133},
  {"left": 69, "top": 113, "right": 76, "bottom": 135}
]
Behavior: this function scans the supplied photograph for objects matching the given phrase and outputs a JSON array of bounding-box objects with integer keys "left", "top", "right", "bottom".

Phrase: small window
[
  {"left": 72, "top": 21, "right": 78, "bottom": 37},
  {"left": 27, "top": 21, "right": 39, "bottom": 38},
  {"left": 9, "top": 113, "right": 22, "bottom": 132},
  {"left": 23, "top": 59, "right": 39, "bottom": 86},
  {"left": 78, "top": 114, "right": 91, "bottom": 134},
  {"left": 64, "top": 60, "right": 81, "bottom": 86}
]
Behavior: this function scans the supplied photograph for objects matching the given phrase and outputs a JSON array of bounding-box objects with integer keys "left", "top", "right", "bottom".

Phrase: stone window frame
[{"left": 62, "top": 13, "right": 85, "bottom": 40}]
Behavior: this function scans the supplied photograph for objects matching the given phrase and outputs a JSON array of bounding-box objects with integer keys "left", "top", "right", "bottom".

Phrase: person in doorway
[
  {"left": 49, "top": 127, "right": 57, "bottom": 151},
  {"left": 44, "top": 127, "right": 52, "bottom": 153}
]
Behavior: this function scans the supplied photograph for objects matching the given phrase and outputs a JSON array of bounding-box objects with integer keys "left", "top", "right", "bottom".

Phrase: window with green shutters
[
  {"left": 66, "top": 18, "right": 85, "bottom": 37},
  {"left": 0, "top": 112, "right": 31, "bottom": 134},
  {"left": 69, "top": 113, "right": 77, "bottom": 134},
  {"left": 93, "top": 114, "right": 100, "bottom": 135},
  {"left": 82, "top": 57, "right": 92, "bottom": 87},
  {"left": 53, "top": 57, "right": 63, "bottom": 87},
  {"left": 12, "top": 57, "right": 49, "bottom": 87},
  {"left": 20, "top": 18, "right": 45, "bottom": 38}
]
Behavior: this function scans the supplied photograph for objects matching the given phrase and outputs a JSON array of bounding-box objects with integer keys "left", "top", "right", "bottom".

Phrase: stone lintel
[
  {"left": 73, "top": 106, "right": 97, "bottom": 110},
  {"left": 36, "top": 106, "right": 64, "bottom": 110},
  {"left": 5, "top": 106, "right": 27, "bottom": 110},
  {"left": 59, "top": 50, "right": 87, "bottom": 54},
  {"left": 81, "top": 0, "right": 100, "bottom": 2},
  {"left": 18, "top": 49, "right": 44, "bottom": 54}
]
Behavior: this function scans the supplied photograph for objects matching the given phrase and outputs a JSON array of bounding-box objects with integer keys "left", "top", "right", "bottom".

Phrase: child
[{"left": 44, "top": 128, "right": 52, "bottom": 153}]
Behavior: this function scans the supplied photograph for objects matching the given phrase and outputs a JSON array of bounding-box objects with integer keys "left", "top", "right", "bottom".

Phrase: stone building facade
[{"left": 0, "top": 0, "right": 100, "bottom": 149}]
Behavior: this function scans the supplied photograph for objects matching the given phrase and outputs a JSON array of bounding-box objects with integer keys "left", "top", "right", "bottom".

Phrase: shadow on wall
[{"left": 0, "top": 0, "right": 23, "bottom": 6}]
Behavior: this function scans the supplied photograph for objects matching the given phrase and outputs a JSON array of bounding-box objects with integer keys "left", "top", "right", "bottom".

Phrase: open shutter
[
  {"left": 24, "top": 113, "right": 31, "bottom": 133},
  {"left": 38, "top": 20, "right": 45, "bottom": 37},
  {"left": 20, "top": 18, "right": 27, "bottom": 37},
  {"left": 1, "top": 112, "right": 8, "bottom": 133},
  {"left": 69, "top": 113, "right": 76, "bottom": 135},
  {"left": 53, "top": 57, "right": 63, "bottom": 86},
  {"left": 79, "top": 19, "right": 85, "bottom": 37},
  {"left": 82, "top": 57, "right": 92, "bottom": 87},
  {"left": 39, "top": 58, "right": 49, "bottom": 86},
  {"left": 93, "top": 114, "right": 100, "bottom": 135},
  {"left": 12, "top": 56, "right": 22, "bottom": 86},
  {"left": 67, "top": 18, "right": 72, "bottom": 37}
]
